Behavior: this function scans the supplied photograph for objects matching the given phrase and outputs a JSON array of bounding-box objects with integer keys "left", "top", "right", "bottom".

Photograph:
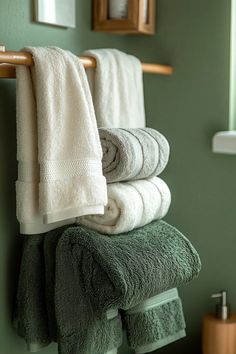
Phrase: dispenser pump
[{"left": 211, "top": 290, "right": 230, "bottom": 320}]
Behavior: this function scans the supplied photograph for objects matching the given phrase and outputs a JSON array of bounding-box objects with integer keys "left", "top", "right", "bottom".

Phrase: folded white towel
[
  {"left": 84, "top": 49, "right": 146, "bottom": 128},
  {"left": 16, "top": 47, "right": 107, "bottom": 234},
  {"left": 77, "top": 177, "right": 171, "bottom": 234}
]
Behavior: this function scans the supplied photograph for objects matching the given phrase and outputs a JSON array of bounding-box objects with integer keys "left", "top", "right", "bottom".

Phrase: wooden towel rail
[{"left": 0, "top": 48, "right": 174, "bottom": 79}]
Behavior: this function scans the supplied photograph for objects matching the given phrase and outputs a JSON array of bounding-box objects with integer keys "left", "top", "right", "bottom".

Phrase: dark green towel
[
  {"left": 44, "top": 225, "right": 123, "bottom": 354},
  {"left": 14, "top": 227, "right": 123, "bottom": 354},
  {"left": 55, "top": 220, "right": 201, "bottom": 354},
  {"left": 14, "top": 235, "right": 51, "bottom": 352},
  {"left": 123, "top": 288, "right": 186, "bottom": 353},
  {"left": 44, "top": 226, "right": 70, "bottom": 342}
]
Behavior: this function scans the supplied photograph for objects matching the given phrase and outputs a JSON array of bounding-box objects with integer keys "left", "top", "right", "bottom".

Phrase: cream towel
[
  {"left": 16, "top": 47, "right": 107, "bottom": 234},
  {"left": 84, "top": 49, "right": 146, "bottom": 128},
  {"left": 77, "top": 177, "right": 171, "bottom": 234}
]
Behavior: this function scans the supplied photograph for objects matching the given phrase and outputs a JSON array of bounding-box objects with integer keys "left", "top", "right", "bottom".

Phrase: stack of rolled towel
[
  {"left": 77, "top": 127, "right": 171, "bottom": 234},
  {"left": 77, "top": 49, "right": 170, "bottom": 236},
  {"left": 14, "top": 128, "right": 200, "bottom": 353}
]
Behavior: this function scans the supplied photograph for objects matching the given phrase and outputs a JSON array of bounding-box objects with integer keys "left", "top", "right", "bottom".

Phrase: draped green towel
[
  {"left": 123, "top": 288, "right": 186, "bottom": 353},
  {"left": 14, "top": 227, "right": 123, "bottom": 354},
  {"left": 14, "top": 235, "right": 51, "bottom": 352},
  {"left": 14, "top": 220, "right": 201, "bottom": 353},
  {"left": 55, "top": 220, "right": 201, "bottom": 354}
]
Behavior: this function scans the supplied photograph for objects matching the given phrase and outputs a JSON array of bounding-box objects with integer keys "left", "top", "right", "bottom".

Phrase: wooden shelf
[{"left": 93, "top": 0, "right": 156, "bottom": 35}]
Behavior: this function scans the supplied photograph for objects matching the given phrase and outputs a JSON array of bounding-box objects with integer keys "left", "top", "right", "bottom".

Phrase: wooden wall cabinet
[{"left": 93, "top": 0, "right": 156, "bottom": 35}]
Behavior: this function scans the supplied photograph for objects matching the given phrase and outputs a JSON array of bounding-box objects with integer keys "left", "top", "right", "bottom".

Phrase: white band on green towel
[
  {"left": 105, "top": 348, "right": 118, "bottom": 354},
  {"left": 27, "top": 342, "right": 51, "bottom": 353},
  {"left": 135, "top": 329, "right": 186, "bottom": 354},
  {"left": 106, "top": 309, "right": 118, "bottom": 320},
  {"left": 126, "top": 288, "right": 179, "bottom": 314}
]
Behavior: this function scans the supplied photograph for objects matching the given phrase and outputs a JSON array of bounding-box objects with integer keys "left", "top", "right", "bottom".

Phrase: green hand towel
[
  {"left": 44, "top": 226, "right": 71, "bottom": 342},
  {"left": 15, "top": 226, "right": 123, "bottom": 354},
  {"left": 14, "top": 235, "right": 51, "bottom": 352},
  {"left": 46, "top": 227, "right": 123, "bottom": 354},
  {"left": 55, "top": 220, "right": 201, "bottom": 353},
  {"left": 123, "top": 288, "right": 186, "bottom": 353}
]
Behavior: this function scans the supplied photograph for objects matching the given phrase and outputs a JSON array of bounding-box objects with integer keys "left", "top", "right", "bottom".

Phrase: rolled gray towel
[
  {"left": 99, "top": 127, "right": 170, "bottom": 183},
  {"left": 55, "top": 221, "right": 201, "bottom": 354}
]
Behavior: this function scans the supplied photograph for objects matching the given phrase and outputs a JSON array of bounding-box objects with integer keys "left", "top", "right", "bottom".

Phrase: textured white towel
[
  {"left": 100, "top": 127, "right": 170, "bottom": 183},
  {"left": 16, "top": 47, "right": 107, "bottom": 234},
  {"left": 84, "top": 49, "right": 146, "bottom": 128},
  {"left": 77, "top": 177, "right": 171, "bottom": 234}
]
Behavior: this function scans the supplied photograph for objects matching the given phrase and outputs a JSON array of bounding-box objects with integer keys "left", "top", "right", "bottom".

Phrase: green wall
[{"left": 0, "top": 1, "right": 234, "bottom": 353}]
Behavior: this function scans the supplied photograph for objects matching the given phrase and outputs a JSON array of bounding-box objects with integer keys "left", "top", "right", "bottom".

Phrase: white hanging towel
[
  {"left": 84, "top": 49, "right": 146, "bottom": 128},
  {"left": 16, "top": 47, "right": 107, "bottom": 234}
]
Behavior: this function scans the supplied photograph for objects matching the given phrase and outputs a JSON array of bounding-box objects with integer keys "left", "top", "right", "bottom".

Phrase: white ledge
[{"left": 213, "top": 131, "right": 236, "bottom": 154}]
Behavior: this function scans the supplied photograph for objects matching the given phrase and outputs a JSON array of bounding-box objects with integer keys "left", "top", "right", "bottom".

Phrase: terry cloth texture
[
  {"left": 13, "top": 235, "right": 51, "bottom": 352},
  {"left": 44, "top": 227, "right": 123, "bottom": 354},
  {"left": 16, "top": 46, "right": 107, "bottom": 235},
  {"left": 123, "top": 288, "right": 186, "bottom": 353},
  {"left": 14, "top": 227, "right": 123, "bottom": 354},
  {"left": 55, "top": 221, "right": 201, "bottom": 353},
  {"left": 100, "top": 127, "right": 170, "bottom": 183},
  {"left": 84, "top": 49, "right": 146, "bottom": 128},
  {"left": 44, "top": 226, "right": 70, "bottom": 342},
  {"left": 77, "top": 177, "right": 171, "bottom": 234}
]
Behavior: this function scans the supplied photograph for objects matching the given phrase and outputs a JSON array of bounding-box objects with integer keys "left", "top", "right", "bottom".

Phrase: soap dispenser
[{"left": 202, "top": 290, "right": 236, "bottom": 354}]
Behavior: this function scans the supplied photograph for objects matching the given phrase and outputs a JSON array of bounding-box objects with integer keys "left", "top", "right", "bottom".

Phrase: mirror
[{"left": 34, "top": 0, "right": 76, "bottom": 28}]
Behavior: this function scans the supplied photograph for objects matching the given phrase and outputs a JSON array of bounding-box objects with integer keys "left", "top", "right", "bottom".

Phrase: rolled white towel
[{"left": 77, "top": 177, "right": 171, "bottom": 234}]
